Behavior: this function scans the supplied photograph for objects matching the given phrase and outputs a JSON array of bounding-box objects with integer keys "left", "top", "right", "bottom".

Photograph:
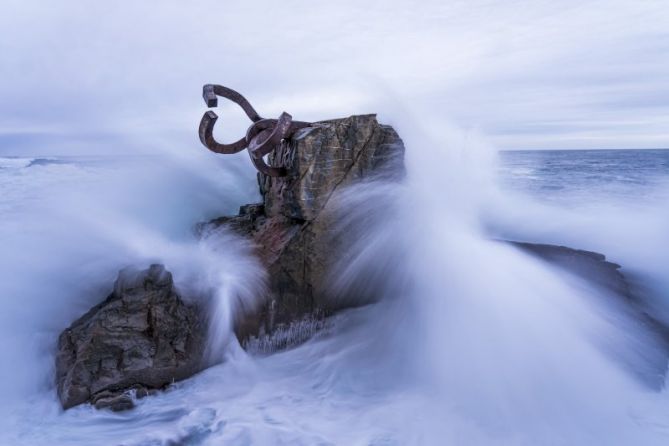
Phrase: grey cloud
[{"left": 1, "top": 0, "right": 668, "bottom": 155}]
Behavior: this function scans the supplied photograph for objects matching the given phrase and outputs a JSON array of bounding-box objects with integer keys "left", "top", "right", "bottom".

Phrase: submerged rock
[
  {"left": 92, "top": 391, "right": 135, "bottom": 412},
  {"left": 509, "top": 241, "right": 631, "bottom": 298},
  {"left": 510, "top": 240, "right": 669, "bottom": 388},
  {"left": 200, "top": 114, "right": 405, "bottom": 342},
  {"left": 55, "top": 264, "right": 206, "bottom": 410}
]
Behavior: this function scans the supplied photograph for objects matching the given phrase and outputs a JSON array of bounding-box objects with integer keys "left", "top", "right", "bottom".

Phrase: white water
[
  {"left": 1, "top": 124, "right": 669, "bottom": 445},
  {"left": 2, "top": 0, "right": 669, "bottom": 442}
]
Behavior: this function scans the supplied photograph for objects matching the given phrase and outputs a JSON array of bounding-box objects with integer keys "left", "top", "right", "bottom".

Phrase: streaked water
[
  {"left": 0, "top": 148, "right": 668, "bottom": 445},
  {"left": 499, "top": 149, "right": 669, "bottom": 205}
]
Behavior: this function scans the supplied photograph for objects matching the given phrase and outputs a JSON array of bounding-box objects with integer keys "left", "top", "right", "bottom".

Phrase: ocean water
[
  {"left": 499, "top": 149, "right": 669, "bottom": 205},
  {"left": 0, "top": 147, "right": 668, "bottom": 445}
]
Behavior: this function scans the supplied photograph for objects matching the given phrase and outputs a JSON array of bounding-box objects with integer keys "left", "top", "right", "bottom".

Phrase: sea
[{"left": 0, "top": 148, "right": 668, "bottom": 445}]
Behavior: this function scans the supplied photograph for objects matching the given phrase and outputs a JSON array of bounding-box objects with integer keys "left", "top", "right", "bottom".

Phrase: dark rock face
[
  {"left": 200, "top": 114, "right": 405, "bottom": 341},
  {"left": 259, "top": 114, "right": 405, "bottom": 221},
  {"left": 56, "top": 264, "right": 206, "bottom": 410},
  {"left": 508, "top": 241, "right": 631, "bottom": 298},
  {"left": 509, "top": 240, "right": 669, "bottom": 388}
]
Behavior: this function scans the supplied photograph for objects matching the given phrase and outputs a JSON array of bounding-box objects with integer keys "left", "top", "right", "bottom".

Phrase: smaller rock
[
  {"left": 55, "top": 264, "right": 206, "bottom": 410},
  {"left": 128, "top": 384, "right": 155, "bottom": 399},
  {"left": 92, "top": 391, "right": 135, "bottom": 412}
]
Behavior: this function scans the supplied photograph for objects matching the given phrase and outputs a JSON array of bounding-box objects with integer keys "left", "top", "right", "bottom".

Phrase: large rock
[
  {"left": 510, "top": 240, "right": 669, "bottom": 388},
  {"left": 56, "top": 264, "right": 206, "bottom": 410},
  {"left": 260, "top": 114, "right": 404, "bottom": 221},
  {"left": 200, "top": 114, "right": 405, "bottom": 341},
  {"left": 509, "top": 241, "right": 631, "bottom": 298}
]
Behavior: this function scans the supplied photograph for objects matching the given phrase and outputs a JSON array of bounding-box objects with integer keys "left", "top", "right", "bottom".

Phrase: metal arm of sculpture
[{"left": 198, "top": 84, "right": 310, "bottom": 177}]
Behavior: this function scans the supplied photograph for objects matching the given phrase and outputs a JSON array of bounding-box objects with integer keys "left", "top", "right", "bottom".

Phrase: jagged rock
[
  {"left": 200, "top": 114, "right": 405, "bottom": 341},
  {"left": 55, "top": 264, "right": 206, "bottom": 410},
  {"left": 259, "top": 114, "right": 405, "bottom": 221}
]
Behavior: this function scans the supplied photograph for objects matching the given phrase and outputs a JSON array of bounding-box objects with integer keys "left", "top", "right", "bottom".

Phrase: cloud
[{"left": 1, "top": 0, "right": 668, "bottom": 155}]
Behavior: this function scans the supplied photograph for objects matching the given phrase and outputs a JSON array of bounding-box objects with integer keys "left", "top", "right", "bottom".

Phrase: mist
[{"left": 2, "top": 1, "right": 669, "bottom": 444}]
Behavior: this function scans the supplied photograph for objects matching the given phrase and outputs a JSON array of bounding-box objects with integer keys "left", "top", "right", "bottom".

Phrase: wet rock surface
[
  {"left": 56, "top": 264, "right": 206, "bottom": 410},
  {"left": 200, "top": 114, "right": 405, "bottom": 341}
]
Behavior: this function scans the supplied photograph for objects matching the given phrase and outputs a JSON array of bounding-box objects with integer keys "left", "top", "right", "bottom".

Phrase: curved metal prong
[
  {"left": 202, "top": 84, "right": 262, "bottom": 122},
  {"left": 245, "top": 118, "right": 275, "bottom": 143},
  {"left": 290, "top": 121, "right": 312, "bottom": 132},
  {"left": 247, "top": 127, "right": 287, "bottom": 177},
  {"left": 198, "top": 84, "right": 310, "bottom": 177},
  {"left": 247, "top": 113, "right": 294, "bottom": 158},
  {"left": 198, "top": 111, "right": 247, "bottom": 154},
  {"left": 203, "top": 84, "right": 218, "bottom": 107},
  {"left": 249, "top": 151, "right": 286, "bottom": 177}
]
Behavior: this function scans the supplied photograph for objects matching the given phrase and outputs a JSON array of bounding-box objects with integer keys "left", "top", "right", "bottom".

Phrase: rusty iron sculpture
[{"left": 198, "top": 84, "right": 310, "bottom": 177}]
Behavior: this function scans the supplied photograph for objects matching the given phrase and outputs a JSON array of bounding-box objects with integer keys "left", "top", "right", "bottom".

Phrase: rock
[
  {"left": 260, "top": 114, "right": 405, "bottom": 221},
  {"left": 55, "top": 264, "right": 206, "bottom": 410},
  {"left": 92, "top": 391, "right": 135, "bottom": 411},
  {"left": 508, "top": 241, "right": 631, "bottom": 298},
  {"left": 199, "top": 114, "right": 405, "bottom": 342},
  {"left": 509, "top": 240, "right": 669, "bottom": 388}
]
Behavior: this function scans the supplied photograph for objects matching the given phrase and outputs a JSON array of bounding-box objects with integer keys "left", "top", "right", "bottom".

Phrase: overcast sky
[{"left": 1, "top": 0, "right": 668, "bottom": 155}]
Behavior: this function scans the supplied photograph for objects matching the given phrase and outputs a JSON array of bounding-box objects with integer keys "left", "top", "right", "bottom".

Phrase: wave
[
  {"left": 0, "top": 156, "right": 35, "bottom": 169},
  {"left": 0, "top": 156, "right": 72, "bottom": 170},
  {"left": 26, "top": 157, "right": 71, "bottom": 167},
  {"left": 1, "top": 129, "right": 669, "bottom": 444}
]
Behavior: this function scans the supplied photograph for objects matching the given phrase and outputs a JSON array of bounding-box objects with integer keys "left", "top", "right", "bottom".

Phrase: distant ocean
[
  {"left": 2, "top": 149, "right": 667, "bottom": 209},
  {"left": 499, "top": 149, "right": 669, "bottom": 204}
]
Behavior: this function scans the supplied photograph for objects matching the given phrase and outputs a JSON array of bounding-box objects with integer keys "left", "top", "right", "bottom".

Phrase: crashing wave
[
  {"left": 0, "top": 157, "right": 70, "bottom": 169},
  {"left": 0, "top": 157, "right": 34, "bottom": 169}
]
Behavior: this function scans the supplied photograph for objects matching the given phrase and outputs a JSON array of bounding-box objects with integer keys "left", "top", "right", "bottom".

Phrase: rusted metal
[{"left": 198, "top": 84, "right": 309, "bottom": 177}]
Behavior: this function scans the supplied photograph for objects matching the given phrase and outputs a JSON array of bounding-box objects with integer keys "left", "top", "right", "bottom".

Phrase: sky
[{"left": 1, "top": 0, "right": 668, "bottom": 155}]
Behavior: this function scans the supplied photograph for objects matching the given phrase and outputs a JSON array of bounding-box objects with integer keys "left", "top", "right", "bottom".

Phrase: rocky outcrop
[
  {"left": 200, "top": 114, "right": 405, "bottom": 341},
  {"left": 54, "top": 114, "right": 404, "bottom": 410},
  {"left": 510, "top": 240, "right": 669, "bottom": 388},
  {"left": 54, "top": 109, "right": 669, "bottom": 411},
  {"left": 55, "top": 264, "right": 206, "bottom": 410},
  {"left": 509, "top": 241, "right": 631, "bottom": 298}
]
